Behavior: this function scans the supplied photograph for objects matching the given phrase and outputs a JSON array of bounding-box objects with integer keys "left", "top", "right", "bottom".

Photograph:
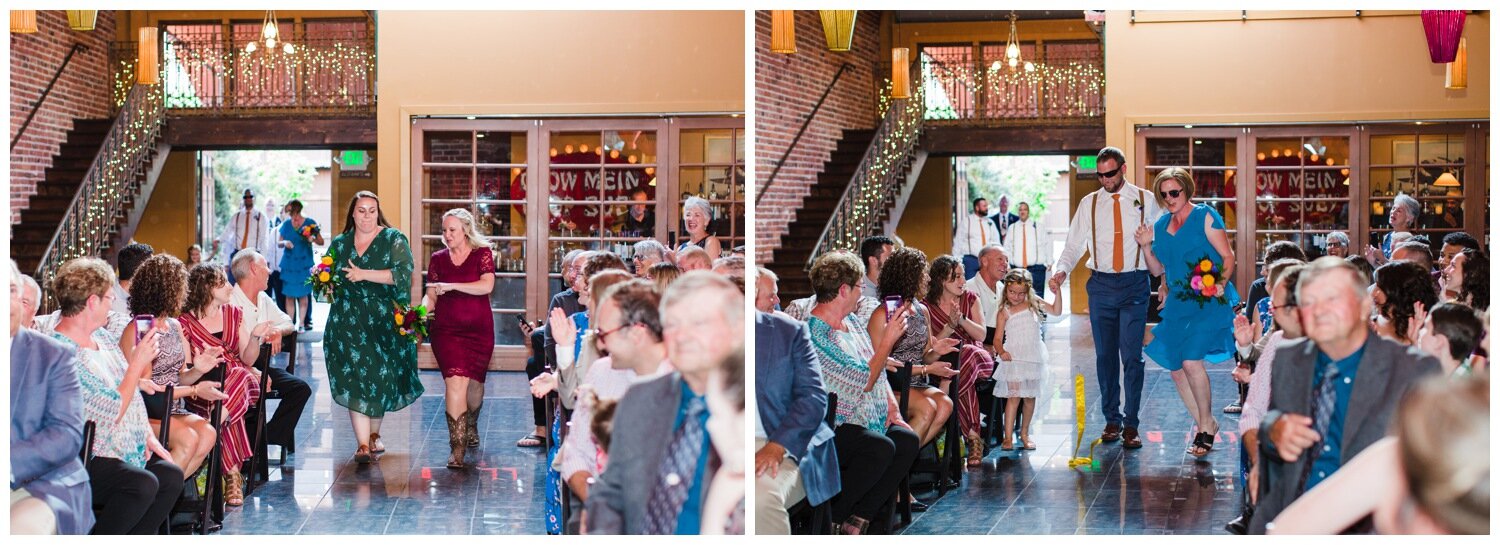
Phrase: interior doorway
[{"left": 954, "top": 155, "right": 1073, "bottom": 312}]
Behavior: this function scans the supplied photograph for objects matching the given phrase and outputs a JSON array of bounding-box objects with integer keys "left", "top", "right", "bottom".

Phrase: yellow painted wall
[
  {"left": 895, "top": 156, "right": 954, "bottom": 259},
  {"left": 133, "top": 151, "right": 197, "bottom": 263},
  {"left": 1104, "top": 10, "right": 1489, "bottom": 160},
  {"left": 375, "top": 11, "right": 747, "bottom": 231}
]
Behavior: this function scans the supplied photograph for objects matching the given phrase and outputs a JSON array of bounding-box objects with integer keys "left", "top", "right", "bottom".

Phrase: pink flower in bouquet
[{"left": 1191, "top": 276, "right": 1204, "bottom": 291}]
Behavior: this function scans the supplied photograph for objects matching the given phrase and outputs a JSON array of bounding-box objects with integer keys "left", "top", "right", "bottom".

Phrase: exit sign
[
  {"left": 1076, "top": 155, "right": 1097, "bottom": 172},
  {"left": 340, "top": 150, "right": 369, "bottom": 170}
]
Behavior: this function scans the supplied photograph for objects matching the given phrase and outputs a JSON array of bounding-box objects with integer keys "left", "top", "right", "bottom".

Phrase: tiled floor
[
  {"left": 221, "top": 329, "right": 549, "bottom": 535},
  {"left": 900, "top": 314, "right": 1245, "bottom": 535}
]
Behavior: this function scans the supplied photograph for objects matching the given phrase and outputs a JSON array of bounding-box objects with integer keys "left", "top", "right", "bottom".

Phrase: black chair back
[{"left": 80, "top": 421, "right": 96, "bottom": 464}]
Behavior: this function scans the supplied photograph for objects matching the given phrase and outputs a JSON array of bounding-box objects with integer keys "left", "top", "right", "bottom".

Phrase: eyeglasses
[
  {"left": 1159, "top": 189, "right": 1184, "bottom": 199},
  {"left": 1098, "top": 166, "right": 1122, "bottom": 178},
  {"left": 1269, "top": 301, "right": 1298, "bottom": 313},
  {"left": 594, "top": 322, "right": 637, "bottom": 342}
]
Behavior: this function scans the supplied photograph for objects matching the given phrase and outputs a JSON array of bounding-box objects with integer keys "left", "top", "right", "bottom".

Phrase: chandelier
[{"left": 245, "top": 10, "right": 294, "bottom": 54}]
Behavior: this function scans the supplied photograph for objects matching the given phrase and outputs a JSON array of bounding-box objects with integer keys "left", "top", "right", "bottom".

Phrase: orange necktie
[
  {"left": 1112, "top": 194, "right": 1124, "bottom": 272},
  {"left": 240, "top": 211, "right": 251, "bottom": 249},
  {"left": 1022, "top": 223, "right": 1028, "bottom": 267},
  {"left": 980, "top": 217, "right": 987, "bottom": 247}
]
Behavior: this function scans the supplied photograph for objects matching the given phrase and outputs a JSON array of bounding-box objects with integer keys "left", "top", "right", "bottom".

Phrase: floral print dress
[{"left": 323, "top": 227, "right": 425, "bottom": 417}]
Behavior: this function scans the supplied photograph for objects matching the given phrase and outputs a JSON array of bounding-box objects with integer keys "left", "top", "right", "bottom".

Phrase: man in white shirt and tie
[
  {"left": 1050, "top": 146, "right": 1163, "bottom": 449},
  {"left": 1005, "top": 201, "right": 1048, "bottom": 298},
  {"left": 223, "top": 188, "right": 268, "bottom": 284},
  {"left": 953, "top": 198, "right": 1003, "bottom": 280}
]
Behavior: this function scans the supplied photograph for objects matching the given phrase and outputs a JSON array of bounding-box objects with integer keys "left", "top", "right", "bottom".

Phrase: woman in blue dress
[
  {"left": 1135, "top": 167, "right": 1239, "bottom": 458},
  {"left": 278, "top": 199, "right": 324, "bottom": 331}
]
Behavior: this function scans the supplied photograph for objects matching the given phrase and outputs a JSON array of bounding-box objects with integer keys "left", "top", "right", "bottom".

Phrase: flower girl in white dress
[{"left": 991, "top": 269, "right": 1063, "bottom": 450}]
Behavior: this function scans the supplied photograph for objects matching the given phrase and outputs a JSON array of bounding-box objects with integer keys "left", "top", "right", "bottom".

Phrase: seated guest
[
  {"left": 16, "top": 273, "right": 41, "bottom": 329},
  {"left": 1324, "top": 232, "right": 1351, "bottom": 259},
  {"left": 753, "top": 267, "right": 780, "bottom": 314},
  {"left": 702, "top": 349, "right": 747, "bottom": 535},
  {"left": 1344, "top": 255, "right": 1375, "bottom": 289},
  {"left": 1268, "top": 376, "right": 1488, "bottom": 534},
  {"left": 1237, "top": 262, "right": 1308, "bottom": 506},
  {"left": 1441, "top": 248, "right": 1488, "bottom": 311},
  {"left": 713, "top": 255, "right": 746, "bottom": 278},
  {"left": 650, "top": 262, "right": 683, "bottom": 289},
  {"left": 10, "top": 260, "right": 92, "bottom": 534},
  {"left": 927, "top": 255, "right": 997, "bottom": 464},
  {"left": 1371, "top": 261, "right": 1438, "bottom": 344},
  {"left": 859, "top": 236, "right": 897, "bottom": 298},
  {"left": 586, "top": 272, "right": 744, "bottom": 533},
  {"left": 112, "top": 243, "right": 155, "bottom": 315},
  {"left": 962, "top": 245, "right": 1010, "bottom": 346},
  {"left": 868, "top": 248, "right": 955, "bottom": 452},
  {"left": 120, "top": 254, "right": 224, "bottom": 478},
  {"left": 557, "top": 280, "right": 672, "bottom": 502},
  {"left": 1391, "top": 241, "right": 1434, "bottom": 272},
  {"left": 754, "top": 310, "right": 838, "bottom": 535},
  {"left": 180, "top": 264, "right": 272, "bottom": 506},
  {"left": 1416, "top": 302, "right": 1486, "bottom": 377},
  {"left": 227, "top": 250, "right": 312, "bottom": 457},
  {"left": 633, "top": 239, "right": 672, "bottom": 277},
  {"left": 518, "top": 249, "right": 589, "bottom": 450},
  {"left": 678, "top": 196, "right": 723, "bottom": 259},
  {"left": 1245, "top": 242, "right": 1308, "bottom": 333},
  {"left": 41, "top": 258, "right": 184, "bottom": 534},
  {"left": 1438, "top": 232, "right": 1482, "bottom": 273},
  {"left": 803, "top": 251, "right": 919, "bottom": 535},
  {"left": 678, "top": 246, "right": 713, "bottom": 272},
  {"left": 1249, "top": 257, "right": 1441, "bottom": 533}
]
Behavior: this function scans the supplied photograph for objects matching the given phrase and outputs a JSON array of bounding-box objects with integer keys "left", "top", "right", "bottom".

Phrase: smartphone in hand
[
  {"left": 134, "top": 314, "right": 155, "bottom": 341},
  {"left": 883, "top": 295, "right": 902, "bottom": 322}
]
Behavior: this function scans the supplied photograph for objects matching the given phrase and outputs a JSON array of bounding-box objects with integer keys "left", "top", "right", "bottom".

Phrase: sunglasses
[
  {"left": 1098, "top": 166, "right": 1122, "bottom": 178},
  {"left": 1159, "top": 189, "right": 1184, "bottom": 199}
]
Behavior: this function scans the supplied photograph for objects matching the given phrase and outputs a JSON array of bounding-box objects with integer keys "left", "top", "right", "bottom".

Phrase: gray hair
[
  {"left": 662, "top": 270, "right": 744, "bottom": 331},
  {"left": 563, "top": 249, "right": 587, "bottom": 268},
  {"left": 682, "top": 196, "right": 713, "bottom": 222},
  {"left": 1297, "top": 255, "right": 1370, "bottom": 304},
  {"left": 1393, "top": 193, "right": 1421, "bottom": 226},
  {"left": 21, "top": 273, "right": 40, "bottom": 297},
  {"left": 712, "top": 255, "right": 746, "bottom": 277},
  {"left": 632, "top": 239, "right": 669, "bottom": 262},
  {"left": 230, "top": 249, "right": 264, "bottom": 280},
  {"left": 754, "top": 266, "right": 779, "bottom": 284},
  {"left": 978, "top": 244, "right": 1007, "bottom": 260},
  {"left": 1327, "top": 231, "right": 1351, "bottom": 245}
]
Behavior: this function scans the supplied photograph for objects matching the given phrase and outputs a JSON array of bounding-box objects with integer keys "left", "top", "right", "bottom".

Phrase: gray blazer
[
  {"left": 1249, "top": 334, "right": 1440, "bottom": 534},
  {"left": 585, "top": 372, "right": 719, "bottom": 534},
  {"left": 755, "top": 311, "right": 839, "bottom": 506},
  {"left": 10, "top": 329, "right": 94, "bottom": 534}
]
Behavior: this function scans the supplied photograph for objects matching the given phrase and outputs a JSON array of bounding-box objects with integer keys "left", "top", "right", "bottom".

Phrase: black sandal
[{"left": 1189, "top": 431, "right": 1215, "bottom": 457}]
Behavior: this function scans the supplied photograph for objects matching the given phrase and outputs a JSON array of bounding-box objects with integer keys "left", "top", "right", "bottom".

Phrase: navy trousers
[
  {"left": 1024, "top": 264, "right": 1047, "bottom": 297},
  {"left": 1085, "top": 270, "right": 1149, "bottom": 429}
]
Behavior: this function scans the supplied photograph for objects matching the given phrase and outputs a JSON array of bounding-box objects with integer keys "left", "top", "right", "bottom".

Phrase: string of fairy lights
[
  {"left": 109, "top": 37, "right": 375, "bottom": 111},
  {"left": 922, "top": 58, "right": 1105, "bottom": 119},
  {"left": 39, "top": 83, "right": 165, "bottom": 283},
  {"left": 813, "top": 80, "right": 926, "bottom": 265}
]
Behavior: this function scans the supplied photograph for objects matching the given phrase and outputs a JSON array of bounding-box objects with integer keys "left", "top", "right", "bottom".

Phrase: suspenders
[{"left": 1088, "top": 186, "right": 1145, "bottom": 273}]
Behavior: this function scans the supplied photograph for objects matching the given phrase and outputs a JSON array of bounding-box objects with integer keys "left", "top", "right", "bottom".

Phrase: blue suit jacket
[
  {"left": 10, "top": 328, "right": 94, "bottom": 534},
  {"left": 754, "top": 312, "right": 840, "bottom": 506}
]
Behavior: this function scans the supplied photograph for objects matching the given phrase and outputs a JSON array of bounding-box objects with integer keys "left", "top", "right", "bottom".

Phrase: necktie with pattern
[
  {"left": 643, "top": 395, "right": 708, "bottom": 534},
  {"left": 1299, "top": 363, "right": 1341, "bottom": 490}
]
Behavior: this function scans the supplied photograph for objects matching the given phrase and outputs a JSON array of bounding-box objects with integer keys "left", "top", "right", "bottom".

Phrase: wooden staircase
[{"left": 766, "top": 129, "right": 883, "bottom": 303}]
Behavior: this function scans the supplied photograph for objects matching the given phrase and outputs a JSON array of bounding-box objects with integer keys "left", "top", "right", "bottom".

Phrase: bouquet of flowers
[
  {"left": 393, "top": 302, "right": 431, "bottom": 343},
  {"left": 299, "top": 222, "right": 321, "bottom": 242},
  {"left": 306, "top": 250, "right": 340, "bottom": 302},
  {"left": 1173, "top": 256, "right": 1229, "bottom": 308}
]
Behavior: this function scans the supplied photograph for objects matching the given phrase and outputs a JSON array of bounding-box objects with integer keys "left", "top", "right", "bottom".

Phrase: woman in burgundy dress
[{"left": 424, "top": 208, "right": 496, "bottom": 469}]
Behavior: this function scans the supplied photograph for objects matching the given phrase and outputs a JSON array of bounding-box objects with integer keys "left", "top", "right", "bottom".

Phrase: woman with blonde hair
[
  {"left": 648, "top": 261, "right": 682, "bottom": 290},
  {"left": 422, "top": 208, "right": 496, "bottom": 469}
]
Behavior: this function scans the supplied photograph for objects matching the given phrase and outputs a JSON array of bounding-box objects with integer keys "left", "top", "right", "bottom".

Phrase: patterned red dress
[
  {"left": 428, "top": 247, "right": 496, "bottom": 381},
  {"left": 180, "top": 304, "right": 260, "bottom": 474}
]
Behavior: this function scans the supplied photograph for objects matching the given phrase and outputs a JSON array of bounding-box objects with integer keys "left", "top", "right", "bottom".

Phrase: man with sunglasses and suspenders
[{"left": 1051, "top": 146, "right": 1163, "bottom": 449}]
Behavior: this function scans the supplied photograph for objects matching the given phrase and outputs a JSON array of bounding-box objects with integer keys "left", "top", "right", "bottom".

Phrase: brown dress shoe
[
  {"left": 1122, "top": 427, "right": 1143, "bottom": 449},
  {"left": 1101, "top": 423, "right": 1122, "bottom": 442}
]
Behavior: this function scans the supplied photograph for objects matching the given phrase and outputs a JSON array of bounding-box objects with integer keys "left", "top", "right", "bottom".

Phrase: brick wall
[
  {"left": 9, "top": 10, "right": 117, "bottom": 223},
  {"left": 754, "top": 10, "right": 882, "bottom": 264}
]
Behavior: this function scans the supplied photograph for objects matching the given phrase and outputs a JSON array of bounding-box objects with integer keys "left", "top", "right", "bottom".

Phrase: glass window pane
[
  {"left": 1370, "top": 134, "right": 1417, "bottom": 165},
  {"left": 679, "top": 166, "right": 739, "bottom": 201},
  {"left": 478, "top": 167, "right": 524, "bottom": 202},
  {"left": 1370, "top": 200, "right": 1396, "bottom": 230},
  {"left": 1254, "top": 201, "right": 1303, "bottom": 231},
  {"left": 550, "top": 132, "right": 602, "bottom": 165},
  {"left": 1303, "top": 136, "right": 1349, "bottom": 167},
  {"left": 492, "top": 313, "right": 526, "bottom": 346},
  {"left": 424, "top": 131, "right": 472, "bottom": 163},
  {"left": 1145, "top": 139, "right": 1189, "bottom": 166},
  {"left": 680, "top": 129, "right": 735, "bottom": 164},
  {"left": 488, "top": 276, "right": 526, "bottom": 309},
  {"left": 602, "top": 167, "right": 656, "bottom": 202},
  {"left": 490, "top": 240, "right": 527, "bottom": 273},
  {"left": 1370, "top": 167, "right": 1415, "bottom": 198},
  {"left": 1420, "top": 199, "right": 1465, "bottom": 230},
  {"left": 1191, "top": 138, "right": 1236, "bottom": 167},
  {"left": 1305, "top": 201, "right": 1349, "bottom": 230},
  {"left": 1416, "top": 165, "right": 1464, "bottom": 197},
  {"left": 548, "top": 204, "right": 602, "bottom": 238},
  {"left": 476, "top": 131, "right": 527, "bottom": 164},
  {"left": 423, "top": 167, "right": 471, "bottom": 200},
  {"left": 602, "top": 204, "right": 655, "bottom": 239},
  {"left": 475, "top": 201, "right": 525, "bottom": 238},
  {"left": 600, "top": 130, "right": 657, "bottom": 165},
  {"left": 1254, "top": 138, "right": 1302, "bottom": 167},
  {"left": 424, "top": 204, "right": 471, "bottom": 239},
  {"left": 735, "top": 129, "right": 746, "bottom": 164},
  {"left": 1302, "top": 167, "right": 1350, "bottom": 199},
  {"left": 418, "top": 238, "right": 446, "bottom": 272},
  {"left": 1188, "top": 169, "right": 1234, "bottom": 199},
  {"left": 549, "top": 167, "right": 602, "bottom": 202},
  {"left": 1418, "top": 133, "right": 1465, "bottom": 165}
]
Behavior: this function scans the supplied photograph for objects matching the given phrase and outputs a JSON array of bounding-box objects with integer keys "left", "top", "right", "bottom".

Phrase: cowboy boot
[
  {"left": 446, "top": 413, "right": 466, "bottom": 470},
  {"left": 464, "top": 405, "right": 481, "bottom": 448}
]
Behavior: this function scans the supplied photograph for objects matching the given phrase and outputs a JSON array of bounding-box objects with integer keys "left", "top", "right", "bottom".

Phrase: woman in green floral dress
[{"left": 324, "top": 190, "right": 424, "bottom": 463}]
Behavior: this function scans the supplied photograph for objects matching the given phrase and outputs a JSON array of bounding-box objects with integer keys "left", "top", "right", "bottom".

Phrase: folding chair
[
  {"left": 244, "top": 344, "right": 275, "bottom": 492},
  {"left": 79, "top": 421, "right": 96, "bottom": 464}
]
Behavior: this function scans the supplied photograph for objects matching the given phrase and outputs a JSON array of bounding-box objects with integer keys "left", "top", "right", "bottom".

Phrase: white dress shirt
[
  {"left": 223, "top": 207, "right": 269, "bottom": 255},
  {"left": 111, "top": 282, "right": 130, "bottom": 315},
  {"left": 1053, "top": 182, "right": 1163, "bottom": 275},
  {"left": 230, "top": 285, "right": 294, "bottom": 339},
  {"left": 265, "top": 217, "right": 283, "bottom": 273},
  {"left": 953, "top": 212, "right": 1003, "bottom": 258},
  {"left": 1005, "top": 219, "right": 1048, "bottom": 269},
  {"left": 963, "top": 274, "right": 1003, "bottom": 328}
]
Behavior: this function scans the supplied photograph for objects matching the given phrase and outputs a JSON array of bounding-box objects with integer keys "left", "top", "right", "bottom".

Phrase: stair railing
[
  {"left": 36, "top": 83, "right": 165, "bottom": 289},
  {"left": 805, "top": 79, "right": 925, "bottom": 270},
  {"left": 11, "top": 44, "right": 89, "bottom": 151},
  {"left": 756, "top": 62, "right": 853, "bottom": 206}
]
